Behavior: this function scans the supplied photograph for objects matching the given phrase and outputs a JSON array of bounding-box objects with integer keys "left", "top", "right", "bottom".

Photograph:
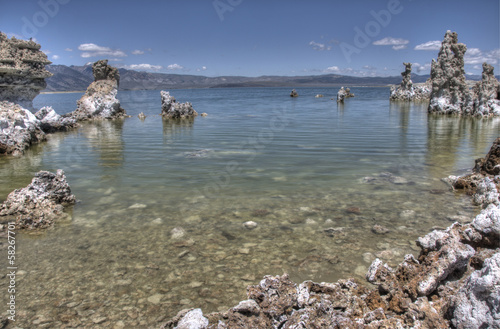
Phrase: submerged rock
[
  {"left": 390, "top": 62, "right": 431, "bottom": 101},
  {"left": 0, "top": 101, "right": 45, "bottom": 156},
  {"left": 161, "top": 143, "right": 500, "bottom": 329},
  {"left": 428, "top": 31, "right": 473, "bottom": 115},
  {"left": 73, "top": 60, "right": 126, "bottom": 120},
  {"left": 0, "top": 32, "right": 52, "bottom": 110},
  {"left": 0, "top": 169, "right": 76, "bottom": 229},
  {"left": 161, "top": 91, "right": 197, "bottom": 119}
]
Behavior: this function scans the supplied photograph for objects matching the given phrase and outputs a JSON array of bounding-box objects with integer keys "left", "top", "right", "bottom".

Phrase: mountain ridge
[{"left": 45, "top": 64, "right": 490, "bottom": 92}]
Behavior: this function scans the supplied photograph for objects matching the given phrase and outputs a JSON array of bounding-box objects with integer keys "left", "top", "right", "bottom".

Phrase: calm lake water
[{"left": 1, "top": 87, "right": 499, "bottom": 328}]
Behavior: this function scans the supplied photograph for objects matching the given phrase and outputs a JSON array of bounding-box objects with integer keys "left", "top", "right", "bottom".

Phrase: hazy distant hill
[{"left": 46, "top": 64, "right": 491, "bottom": 92}]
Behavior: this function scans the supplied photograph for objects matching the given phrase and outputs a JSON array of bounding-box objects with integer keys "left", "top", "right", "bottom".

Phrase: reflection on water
[{"left": 2, "top": 88, "right": 499, "bottom": 328}]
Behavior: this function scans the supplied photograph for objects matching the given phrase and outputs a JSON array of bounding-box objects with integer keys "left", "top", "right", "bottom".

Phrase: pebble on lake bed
[
  {"left": 243, "top": 221, "right": 258, "bottom": 229},
  {"left": 372, "top": 224, "right": 390, "bottom": 234}
]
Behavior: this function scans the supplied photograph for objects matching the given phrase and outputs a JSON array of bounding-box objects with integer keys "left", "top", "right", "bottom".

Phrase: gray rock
[
  {"left": 428, "top": 30, "right": 473, "bottom": 115},
  {"left": 372, "top": 224, "right": 390, "bottom": 234},
  {"left": 472, "top": 204, "right": 500, "bottom": 237},
  {"left": 449, "top": 252, "right": 500, "bottom": 329},
  {"left": 161, "top": 91, "right": 197, "bottom": 119},
  {"left": 232, "top": 299, "right": 260, "bottom": 315},
  {"left": 0, "top": 101, "right": 45, "bottom": 155},
  {"left": 336, "top": 87, "right": 354, "bottom": 102},
  {"left": 472, "top": 63, "right": 500, "bottom": 116},
  {"left": 0, "top": 169, "right": 76, "bottom": 229},
  {"left": 174, "top": 308, "right": 208, "bottom": 329},
  {"left": 0, "top": 32, "right": 52, "bottom": 110},
  {"left": 243, "top": 221, "right": 258, "bottom": 229},
  {"left": 473, "top": 177, "right": 500, "bottom": 207}
]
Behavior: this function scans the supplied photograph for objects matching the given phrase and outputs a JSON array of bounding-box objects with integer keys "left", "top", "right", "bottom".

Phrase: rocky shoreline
[{"left": 160, "top": 141, "right": 500, "bottom": 328}]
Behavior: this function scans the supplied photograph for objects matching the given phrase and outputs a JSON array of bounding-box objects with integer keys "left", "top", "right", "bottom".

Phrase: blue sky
[{"left": 1, "top": 0, "right": 499, "bottom": 77}]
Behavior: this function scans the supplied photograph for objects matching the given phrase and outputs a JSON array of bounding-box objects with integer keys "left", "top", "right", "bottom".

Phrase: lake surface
[{"left": 1, "top": 87, "right": 499, "bottom": 328}]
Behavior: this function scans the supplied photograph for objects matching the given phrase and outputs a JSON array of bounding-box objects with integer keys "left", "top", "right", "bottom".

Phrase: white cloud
[
  {"left": 43, "top": 50, "right": 51, "bottom": 55},
  {"left": 309, "top": 41, "right": 331, "bottom": 51},
  {"left": 464, "top": 48, "right": 499, "bottom": 65},
  {"left": 414, "top": 40, "right": 441, "bottom": 51},
  {"left": 412, "top": 62, "right": 432, "bottom": 74},
  {"left": 64, "top": 48, "right": 73, "bottom": 52},
  {"left": 197, "top": 66, "right": 207, "bottom": 72},
  {"left": 392, "top": 44, "right": 407, "bottom": 51},
  {"left": 373, "top": 37, "right": 409, "bottom": 47},
  {"left": 325, "top": 66, "right": 340, "bottom": 72},
  {"left": 51, "top": 55, "right": 60, "bottom": 60},
  {"left": 323, "top": 66, "right": 378, "bottom": 77},
  {"left": 132, "top": 49, "right": 145, "bottom": 55},
  {"left": 78, "top": 43, "right": 127, "bottom": 58},
  {"left": 166, "top": 63, "right": 184, "bottom": 70},
  {"left": 125, "top": 63, "right": 162, "bottom": 71}
]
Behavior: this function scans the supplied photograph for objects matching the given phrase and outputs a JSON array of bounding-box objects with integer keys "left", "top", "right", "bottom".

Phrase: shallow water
[{"left": 1, "top": 87, "right": 499, "bottom": 328}]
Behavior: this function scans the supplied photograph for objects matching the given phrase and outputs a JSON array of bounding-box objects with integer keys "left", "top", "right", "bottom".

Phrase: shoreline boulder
[
  {"left": 0, "top": 169, "right": 76, "bottom": 229},
  {"left": 72, "top": 60, "right": 126, "bottom": 120},
  {"left": 161, "top": 91, "right": 197, "bottom": 119}
]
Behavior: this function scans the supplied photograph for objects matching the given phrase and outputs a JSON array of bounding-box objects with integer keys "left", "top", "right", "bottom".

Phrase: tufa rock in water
[
  {"left": 35, "top": 106, "right": 77, "bottom": 133},
  {"left": 472, "top": 63, "right": 500, "bottom": 116},
  {"left": 336, "top": 86, "right": 354, "bottom": 102},
  {"left": 0, "top": 32, "right": 52, "bottom": 111},
  {"left": 390, "top": 62, "right": 431, "bottom": 101},
  {"left": 428, "top": 31, "right": 473, "bottom": 114},
  {"left": 161, "top": 91, "right": 197, "bottom": 119},
  {"left": 0, "top": 169, "right": 76, "bottom": 229},
  {"left": 72, "top": 60, "right": 126, "bottom": 120},
  {"left": 0, "top": 101, "right": 45, "bottom": 156},
  {"left": 290, "top": 89, "right": 298, "bottom": 97}
]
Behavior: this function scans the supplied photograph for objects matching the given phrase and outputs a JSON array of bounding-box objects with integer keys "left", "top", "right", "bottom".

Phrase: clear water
[{"left": 1, "top": 87, "right": 499, "bottom": 328}]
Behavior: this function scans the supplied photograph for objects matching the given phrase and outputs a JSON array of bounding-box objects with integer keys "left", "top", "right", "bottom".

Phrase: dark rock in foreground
[
  {"left": 161, "top": 91, "right": 197, "bottom": 119},
  {"left": 390, "top": 62, "right": 431, "bottom": 101},
  {"left": 161, "top": 141, "right": 500, "bottom": 329},
  {"left": 0, "top": 169, "right": 75, "bottom": 229},
  {"left": 72, "top": 60, "right": 126, "bottom": 121}
]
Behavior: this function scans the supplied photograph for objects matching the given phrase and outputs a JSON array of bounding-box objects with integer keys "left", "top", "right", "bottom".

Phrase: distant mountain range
[{"left": 45, "top": 64, "right": 490, "bottom": 92}]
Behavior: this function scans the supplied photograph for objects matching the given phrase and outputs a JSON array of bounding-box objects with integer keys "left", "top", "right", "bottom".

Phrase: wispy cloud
[
  {"left": 373, "top": 37, "right": 409, "bottom": 50},
  {"left": 323, "top": 66, "right": 378, "bottom": 77},
  {"left": 166, "top": 63, "right": 184, "bottom": 70},
  {"left": 51, "top": 55, "right": 60, "bottom": 60},
  {"left": 64, "top": 48, "right": 73, "bottom": 52},
  {"left": 78, "top": 43, "right": 127, "bottom": 58},
  {"left": 196, "top": 66, "right": 207, "bottom": 72},
  {"left": 414, "top": 40, "right": 441, "bottom": 51},
  {"left": 131, "top": 49, "right": 145, "bottom": 55},
  {"left": 124, "top": 63, "right": 162, "bottom": 71},
  {"left": 464, "top": 48, "right": 500, "bottom": 65},
  {"left": 309, "top": 41, "right": 331, "bottom": 51}
]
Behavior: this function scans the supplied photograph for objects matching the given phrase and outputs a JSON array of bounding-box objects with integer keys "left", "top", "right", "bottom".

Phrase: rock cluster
[
  {"left": 0, "top": 169, "right": 76, "bottom": 229},
  {"left": 161, "top": 91, "right": 197, "bottom": 119},
  {"left": 428, "top": 31, "right": 500, "bottom": 116},
  {"left": 336, "top": 87, "right": 354, "bottom": 103},
  {"left": 0, "top": 101, "right": 46, "bottom": 156},
  {"left": 390, "top": 62, "right": 431, "bottom": 101},
  {"left": 72, "top": 59, "right": 126, "bottom": 120},
  {"left": 290, "top": 89, "right": 299, "bottom": 97},
  {"left": 0, "top": 32, "right": 52, "bottom": 110},
  {"left": 162, "top": 140, "right": 500, "bottom": 328}
]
